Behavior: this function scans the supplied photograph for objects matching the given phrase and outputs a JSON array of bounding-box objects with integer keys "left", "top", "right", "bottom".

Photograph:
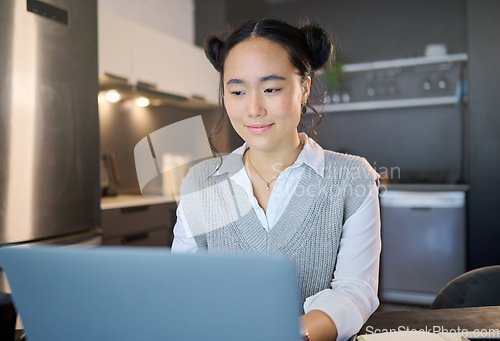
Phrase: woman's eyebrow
[
  {"left": 261, "top": 75, "right": 285, "bottom": 82},
  {"left": 226, "top": 78, "right": 243, "bottom": 85},
  {"left": 226, "top": 75, "right": 286, "bottom": 86}
]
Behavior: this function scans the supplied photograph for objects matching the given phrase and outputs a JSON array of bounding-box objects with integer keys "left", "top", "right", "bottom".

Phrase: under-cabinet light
[
  {"left": 136, "top": 96, "right": 150, "bottom": 107},
  {"left": 104, "top": 90, "right": 120, "bottom": 103}
]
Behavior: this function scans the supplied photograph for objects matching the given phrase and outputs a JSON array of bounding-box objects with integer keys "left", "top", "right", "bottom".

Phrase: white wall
[{"left": 98, "top": 0, "right": 195, "bottom": 43}]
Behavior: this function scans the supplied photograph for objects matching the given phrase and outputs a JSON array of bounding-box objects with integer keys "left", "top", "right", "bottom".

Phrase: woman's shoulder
[
  {"left": 323, "top": 150, "right": 379, "bottom": 180},
  {"left": 184, "top": 157, "right": 221, "bottom": 180},
  {"left": 323, "top": 149, "right": 369, "bottom": 167},
  {"left": 180, "top": 157, "right": 219, "bottom": 191}
]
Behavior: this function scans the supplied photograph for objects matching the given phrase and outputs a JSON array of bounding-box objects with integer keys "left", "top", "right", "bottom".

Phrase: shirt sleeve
[
  {"left": 171, "top": 202, "right": 199, "bottom": 254},
  {"left": 303, "top": 182, "right": 381, "bottom": 341}
]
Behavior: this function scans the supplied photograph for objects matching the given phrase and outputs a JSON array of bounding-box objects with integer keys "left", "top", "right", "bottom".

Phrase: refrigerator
[{"left": 0, "top": 0, "right": 101, "bottom": 292}]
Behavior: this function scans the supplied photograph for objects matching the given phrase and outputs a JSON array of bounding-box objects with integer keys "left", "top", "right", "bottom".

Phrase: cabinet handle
[
  {"left": 120, "top": 205, "right": 150, "bottom": 213},
  {"left": 122, "top": 232, "right": 149, "bottom": 243}
]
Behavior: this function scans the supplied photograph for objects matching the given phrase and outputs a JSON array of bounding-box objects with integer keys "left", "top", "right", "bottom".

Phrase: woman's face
[{"left": 223, "top": 37, "right": 310, "bottom": 154}]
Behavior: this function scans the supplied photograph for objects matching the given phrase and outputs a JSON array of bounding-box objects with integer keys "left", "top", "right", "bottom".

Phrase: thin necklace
[
  {"left": 246, "top": 154, "right": 277, "bottom": 191},
  {"left": 246, "top": 150, "right": 297, "bottom": 191}
]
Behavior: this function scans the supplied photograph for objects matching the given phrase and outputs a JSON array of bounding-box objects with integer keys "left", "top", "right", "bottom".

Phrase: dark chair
[
  {"left": 0, "top": 293, "right": 16, "bottom": 340},
  {"left": 430, "top": 265, "right": 500, "bottom": 309}
]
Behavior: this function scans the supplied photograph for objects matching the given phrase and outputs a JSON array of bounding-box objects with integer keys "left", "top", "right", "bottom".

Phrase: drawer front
[
  {"left": 101, "top": 204, "right": 171, "bottom": 238},
  {"left": 103, "top": 228, "right": 171, "bottom": 247}
]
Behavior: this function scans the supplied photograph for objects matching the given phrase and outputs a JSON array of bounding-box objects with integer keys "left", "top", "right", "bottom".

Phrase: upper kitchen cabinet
[
  {"left": 186, "top": 43, "right": 221, "bottom": 104},
  {"left": 98, "top": 9, "right": 218, "bottom": 105},
  {"left": 98, "top": 10, "right": 133, "bottom": 82}
]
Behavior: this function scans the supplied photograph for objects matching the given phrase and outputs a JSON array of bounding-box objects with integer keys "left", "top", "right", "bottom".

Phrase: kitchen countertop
[
  {"left": 381, "top": 183, "right": 470, "bottom": 192},
  {"left": 100, "top": 194, "right": 178, "bottom": 210},
  {"left": 101, "top": 184, "right": 469, "bottom": 210}
]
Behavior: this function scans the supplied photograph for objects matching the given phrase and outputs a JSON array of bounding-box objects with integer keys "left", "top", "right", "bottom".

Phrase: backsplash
[{"left": 99, "top": 101, "right": 229, "bottom": 195}]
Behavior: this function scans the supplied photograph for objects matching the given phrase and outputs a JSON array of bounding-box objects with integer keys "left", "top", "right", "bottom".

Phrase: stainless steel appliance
[
  {"left": 379, "top": 188, "right": 466, "bottom": 305},
  {"left": 0, "top": 0, "right": 101, "bottom": 291}
]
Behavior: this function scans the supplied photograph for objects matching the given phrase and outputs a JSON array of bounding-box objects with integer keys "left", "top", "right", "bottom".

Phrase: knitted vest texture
[{"left": 180, "top": 150, "right": 378, "bottom": 306}]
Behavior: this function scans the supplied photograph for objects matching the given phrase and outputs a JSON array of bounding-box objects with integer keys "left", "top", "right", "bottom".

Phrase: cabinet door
[
  {"left": 186, "top": 44, "right": 219, "bottom": 103},
  {"left": 101, "top": 202, "right": 176, "bottom": 247},
  {"left": 98, "top": 9, "right": 133, "bottom": 79},
  {"left": 105, "top": 228, "right": 171, "bottom": 247},
  {"left": 133, "top": 24, "right": 191, "bottom": 98},
  {"left": 99, "top": 10, "right": 218, "bottom": 105},
  {"left": 101, "top": 204, "right": 169, "bottom": 239}
]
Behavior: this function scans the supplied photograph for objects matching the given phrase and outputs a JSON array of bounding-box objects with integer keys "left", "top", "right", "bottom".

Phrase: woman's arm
[
  {"left": 302, "top": 183, "right": 381, "bottom": 341},
  {"left": 301, "top": 309, "right": 338, "bottom": 340},
  {"left": 171, "top": 202, "right": 199, "bottom": 253}
]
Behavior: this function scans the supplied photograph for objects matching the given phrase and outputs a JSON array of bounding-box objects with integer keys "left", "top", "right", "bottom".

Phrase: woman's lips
[{"left": 246, "top": 124, "right": 273, "bottom": 134}]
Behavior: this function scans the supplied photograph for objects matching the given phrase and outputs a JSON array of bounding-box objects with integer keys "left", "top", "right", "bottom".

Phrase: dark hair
[{"left": 204, "top": 18, "right": 333, "bottom": 154}]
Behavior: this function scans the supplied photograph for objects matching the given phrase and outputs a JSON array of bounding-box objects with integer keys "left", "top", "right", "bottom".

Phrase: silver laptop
[{"left": 0, "top": 245, "right": 302, "bottom": 341}]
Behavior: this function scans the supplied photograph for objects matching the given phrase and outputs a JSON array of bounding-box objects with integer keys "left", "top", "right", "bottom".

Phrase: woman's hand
[{"left": 301, "top": 310, "right": 338, "bottom": 341}]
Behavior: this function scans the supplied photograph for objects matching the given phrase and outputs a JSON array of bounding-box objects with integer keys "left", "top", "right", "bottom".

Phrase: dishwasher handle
[{"left": 380, "top": 190, "right": 465, "bottom": 208}]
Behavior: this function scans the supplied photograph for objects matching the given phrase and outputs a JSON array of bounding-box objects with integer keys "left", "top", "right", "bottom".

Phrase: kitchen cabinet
[
  {"left": 186, "top": 43, "right": 221, "bottom": 104},
  {"left": 98, "top": 9, "right": 218, "bottom": 104},
  {"left": 101, "top": 195, "right": 177, "bottom": 247},
  {"left": 132, "top": 23, "right": 192, "bottom": 99},
  {"left": 98, "top": 10, "right": 133, "bottom": 81}
]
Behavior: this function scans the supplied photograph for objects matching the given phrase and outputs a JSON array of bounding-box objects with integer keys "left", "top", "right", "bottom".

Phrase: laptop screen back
[{"left": 0, "top": 246, "right": 301, "bottom": 341}]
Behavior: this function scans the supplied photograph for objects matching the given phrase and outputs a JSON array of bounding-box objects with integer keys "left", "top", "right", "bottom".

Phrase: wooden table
[
  {"left": 14, "top": 306, "right": 500, "bottom": 341},
  {"left": 360, "top": 306, "right": 500, "bottom": 336}
]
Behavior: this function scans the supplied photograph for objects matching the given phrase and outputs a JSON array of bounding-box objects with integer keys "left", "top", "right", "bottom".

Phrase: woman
[{"left": 172, "top": 19, "right": 381, "bottom": 341}]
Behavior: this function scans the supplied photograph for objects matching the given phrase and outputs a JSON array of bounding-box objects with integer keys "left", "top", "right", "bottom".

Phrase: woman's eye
[
  {"left": 231, "top": 91, "right": 244, "bottom": 96},
  {"left": 264, "top": 88, "right": 280, "bottom": 94}
]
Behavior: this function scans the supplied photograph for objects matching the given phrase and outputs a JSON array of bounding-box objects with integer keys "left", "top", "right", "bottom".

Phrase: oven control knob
[
  {"left": 438, "top": 78, "right": 447, "bottom": 90},
  {"left": 422, "top": 79, "right": 432, "bottom": 91}
]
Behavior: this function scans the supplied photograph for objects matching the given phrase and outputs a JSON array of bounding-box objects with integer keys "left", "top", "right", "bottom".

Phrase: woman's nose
[{"left": 247, "top": 92, "right": 265, "bottom": 117}]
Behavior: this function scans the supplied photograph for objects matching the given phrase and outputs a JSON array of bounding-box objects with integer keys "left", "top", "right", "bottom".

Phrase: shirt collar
[
  {"left": 215, "top": 132, "right": 325, "bottom": 178},
  {"left": 297, "top": 132, "right": 325, "bottom": 177}
]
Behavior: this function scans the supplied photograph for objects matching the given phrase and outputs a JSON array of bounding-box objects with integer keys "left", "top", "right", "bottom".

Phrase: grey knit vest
[{"left": 180, "top": 150, "right": 379, "bottom": 306}]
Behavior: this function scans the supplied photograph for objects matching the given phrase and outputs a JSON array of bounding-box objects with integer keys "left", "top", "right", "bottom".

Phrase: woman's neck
[{"left": 245, "top": 134, "right": 303, "bottom": 176}]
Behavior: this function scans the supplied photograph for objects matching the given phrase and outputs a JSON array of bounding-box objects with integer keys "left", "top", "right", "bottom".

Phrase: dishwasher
[{"left": 379, "top": 188, "right": 466, "bottom": 306}]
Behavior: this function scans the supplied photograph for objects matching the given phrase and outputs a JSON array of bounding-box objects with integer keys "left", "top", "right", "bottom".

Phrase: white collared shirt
[{"left": 172, "top": 133, "right": 381, "bottom": 341}]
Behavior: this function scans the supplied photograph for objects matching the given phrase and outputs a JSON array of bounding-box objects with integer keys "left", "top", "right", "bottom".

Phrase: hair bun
[
  {"left": 300, "top": 23, "right": 333, "bottom": 71},
  {"left": 204, "top": 35, "right": 225, "bottom": 71}
]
